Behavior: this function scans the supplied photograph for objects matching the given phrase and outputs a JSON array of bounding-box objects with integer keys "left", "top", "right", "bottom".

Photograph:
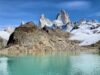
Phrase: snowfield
[
  {"left": 70, "top": 22, "right": 100, "bottom": 46},
  {"left": 0, "top": 26, "right": 15, "bottom": 40},
  {"left": 0, "top": 31, "right": 10, "bottom": 40}
]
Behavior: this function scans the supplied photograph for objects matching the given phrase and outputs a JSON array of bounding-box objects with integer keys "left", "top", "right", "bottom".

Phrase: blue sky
[{"left": 0, "top": 0, "right": 100, "bottom": 26}]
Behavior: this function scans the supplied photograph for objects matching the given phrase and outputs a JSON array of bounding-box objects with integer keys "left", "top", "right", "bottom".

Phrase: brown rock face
[
  {"left": 16, "top": 22, "right": 37, "bottom": 33},
  {"left": 0, "top": 37, "right": 7, "bottom": 49},
  {"left": 7, "top": 22, "right": 38, "bottom": 46},
  {"left": 7, "top": 22, "right": 82, "bottom": 51}
]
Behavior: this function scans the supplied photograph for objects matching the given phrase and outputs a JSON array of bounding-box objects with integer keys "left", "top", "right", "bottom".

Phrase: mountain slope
[
  {"left": 70, "top": 20, "right": 100, "bottom": 46},
  {"left": 7, "top": 22, "right": 84, "bottom": 51}
]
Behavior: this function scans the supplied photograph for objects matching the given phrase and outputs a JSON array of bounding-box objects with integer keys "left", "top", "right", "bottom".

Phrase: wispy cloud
[
  {"left": 0, "top": 0, "right": 99, "bottom": 25},
  {"left": 89, "top": 12, "right": 100, "bottom": 17},
  {"left": 58, "top": 1, "right": 91, "bottom": 10},
  {"left": 94, "top": 12, "right": 100, "bottom": 17}
]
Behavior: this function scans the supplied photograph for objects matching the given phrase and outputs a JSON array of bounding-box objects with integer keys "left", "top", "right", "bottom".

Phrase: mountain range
[{"left": 0, "top": 10, "right": 100, "bottom": 51}]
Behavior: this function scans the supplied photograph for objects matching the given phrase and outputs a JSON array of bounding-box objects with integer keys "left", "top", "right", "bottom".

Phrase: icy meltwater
[{"left": 0, "top": 54, "right": 100, "bottom": 75}]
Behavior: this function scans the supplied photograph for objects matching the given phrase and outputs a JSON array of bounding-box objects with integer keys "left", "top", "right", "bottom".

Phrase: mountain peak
[
  {"left": 56, "top": 9, "right": 71, "bottom": 24},
  {"left": 20, "top": 20, "right": 25, "bottom": 25},
  {"left": 40, "top": 14, "right": 45, "bottom": 18},
  {"left": 39, "top": 14, "right": 53, "bottom": 28}
]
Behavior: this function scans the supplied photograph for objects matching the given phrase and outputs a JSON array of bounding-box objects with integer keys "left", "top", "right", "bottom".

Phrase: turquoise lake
[{"left": 0, "top": 54, "right": 100, "bottom": 75}]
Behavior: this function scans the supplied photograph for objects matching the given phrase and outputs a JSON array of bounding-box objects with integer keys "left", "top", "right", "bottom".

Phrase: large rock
[
  {"left": 7, "top": 22, "right": 83, "bottom": 51},
  {"left": 7, "top": 22, "right": 38, "bottom": 46}
]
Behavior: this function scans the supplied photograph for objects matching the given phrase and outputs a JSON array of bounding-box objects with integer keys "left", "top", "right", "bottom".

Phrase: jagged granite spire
[
  {"left": 56, "top": 9, "right": 71, "bottom": 24},
  {"left": 20, "top": 20, "right": 25, "bottom": 25},
  {"left": 39, "top": 14, "right": 53, "bottom": 28}
]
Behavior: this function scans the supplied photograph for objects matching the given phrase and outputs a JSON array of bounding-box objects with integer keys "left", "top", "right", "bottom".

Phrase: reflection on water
[
  {"left": 0, "top": 54, "right": 100, "bottom": 75},
  {"left": 0, "top": 57, "right": 8, "bottom": 75},
  {"left": 70, "top": 54, "right": 100, "bottom": 75}
]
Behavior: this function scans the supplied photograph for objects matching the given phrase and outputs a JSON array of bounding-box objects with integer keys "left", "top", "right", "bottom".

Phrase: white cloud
[{"left": 58, "top": 1, "right": 91, "bottom": 10}]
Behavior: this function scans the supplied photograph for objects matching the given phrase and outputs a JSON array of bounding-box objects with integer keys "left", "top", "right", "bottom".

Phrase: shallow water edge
[{"left": 0, "top": 48, "right": 99, "bottom": 57}]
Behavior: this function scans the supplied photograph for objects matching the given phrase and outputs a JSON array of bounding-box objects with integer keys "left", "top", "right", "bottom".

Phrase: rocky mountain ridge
[
  {"left": 39, "top": 10, "right": 72, "bottom": 31},
  {"left": 0, "top": 9, "right": 99, "bottom": 53},
  {"left": 7, "top": 21, "right": 84, "bottom": 52}
]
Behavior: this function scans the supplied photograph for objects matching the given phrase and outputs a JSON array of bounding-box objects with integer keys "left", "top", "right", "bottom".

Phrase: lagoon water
[{"left": 0, "top": 54, "right": 100, "bottom": 75}]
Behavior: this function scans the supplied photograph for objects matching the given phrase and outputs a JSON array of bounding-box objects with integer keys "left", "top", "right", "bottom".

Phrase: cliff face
[
  {"left": 7, "top": 22, "right": 38, "bottom": 46},
  {"left": 0, "top": 37, "right": 7, "bottom": 49},
  {"left": 7, "top": 22, "right": 82, "bottom": 51}
]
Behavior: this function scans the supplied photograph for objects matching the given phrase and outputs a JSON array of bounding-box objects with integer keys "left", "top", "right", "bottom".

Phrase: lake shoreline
[{"left": 0, "top": 45, "right": 99, "bottom": 56}]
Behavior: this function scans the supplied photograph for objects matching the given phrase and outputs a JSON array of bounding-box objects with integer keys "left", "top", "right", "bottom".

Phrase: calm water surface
[{"left": 0, "top": 54, "right": 100, "bottom": 75}]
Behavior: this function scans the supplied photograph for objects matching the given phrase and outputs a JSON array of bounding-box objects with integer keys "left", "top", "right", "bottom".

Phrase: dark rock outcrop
[{"left": 7, "top": 22, "right": 38, "bottom": 46}]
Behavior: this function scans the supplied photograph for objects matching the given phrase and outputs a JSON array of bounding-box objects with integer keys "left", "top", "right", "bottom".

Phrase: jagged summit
[
  {"left": 56, "top": 9, "right": 71, "bottom": 24},
  {"left": 39, "top": 10, "right": 71, "bottom": 29},
  {"left": 39, "top": 14, "right": 53, "bottom": 28},
  {"left": 20, "top": 20, "right": 25, "bottom": 25}
]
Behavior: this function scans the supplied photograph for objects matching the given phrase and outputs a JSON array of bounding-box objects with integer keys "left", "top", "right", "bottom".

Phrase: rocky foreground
[{"left": 0, "top": 22, "right": 99, "bottom": 56}]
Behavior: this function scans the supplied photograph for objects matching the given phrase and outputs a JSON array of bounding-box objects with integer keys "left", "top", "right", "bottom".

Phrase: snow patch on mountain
[
  {"left": 39, "top": 10, "right": 71, "bottom": 29},
  {"left": 56, "top": 10, "right": 70, "bottom": 24},
  {"left": 0, "top": 10, "right": 99, "bottom": 47},
  {"left": 39, "top": 10, "right": 100, "bottom": 46},
  {"left": 4, "top": 26, "right": 15, "bottom": 34},
  {"left": 39, "top": 14, "right": 53, "bottom": 28},
  {"left": 0, "top": 31, "right": 10, "bottom": 40},
  {"left": 70, "top": 20, "right": 100, "bottom": 46},
  {"left": 0, "top": 26, "right": 15, "bottom": 41}
]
